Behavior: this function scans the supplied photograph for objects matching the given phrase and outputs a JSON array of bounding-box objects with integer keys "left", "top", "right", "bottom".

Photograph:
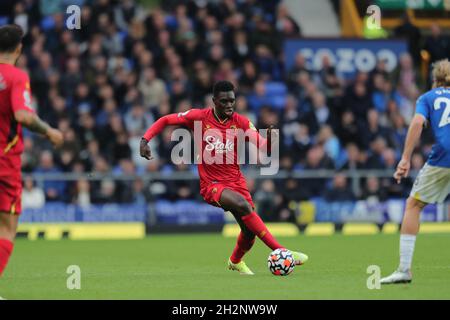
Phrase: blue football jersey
[{"left": 415, "top": 87, "right": 450, "bottom": 168}]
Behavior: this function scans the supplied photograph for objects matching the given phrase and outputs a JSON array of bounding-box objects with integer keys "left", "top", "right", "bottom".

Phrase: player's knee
[
  {"left": 406, "top": 197, "right": 427, "bottom": 210},
  {"left": 0, "top": 214, "right": 18, "bottom": 241},
  {"left": 0, "top": 225, "right": 16, "bottom": 241},
  {"left": 235, "top": 198, "right": 252, "bottom": 216}
]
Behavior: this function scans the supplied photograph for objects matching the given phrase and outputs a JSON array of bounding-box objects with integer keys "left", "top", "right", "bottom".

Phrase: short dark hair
[
  {"left": 213, "top": 81, "right": 234, "bottom": 97},
  {"left": 0, "top": 24, "right": 23, "bottom": 53}
]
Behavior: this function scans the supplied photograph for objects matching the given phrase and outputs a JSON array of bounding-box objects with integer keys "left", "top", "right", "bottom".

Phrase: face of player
[{"left": 213, "top": 91, "right": 236, "bottom": 119}]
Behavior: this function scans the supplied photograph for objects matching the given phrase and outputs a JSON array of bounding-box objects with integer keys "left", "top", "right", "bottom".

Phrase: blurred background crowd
[{"left": 0, "top": 0, "right": 449, "bottom": 221}]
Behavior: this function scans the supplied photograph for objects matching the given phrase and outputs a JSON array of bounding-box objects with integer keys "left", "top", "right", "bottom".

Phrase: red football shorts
[
  {"left": 0, "top": 154, "right": 22, "bottom": 215},
  {"left": 200, "top": 176, "right": 255, "bottom": 210}
]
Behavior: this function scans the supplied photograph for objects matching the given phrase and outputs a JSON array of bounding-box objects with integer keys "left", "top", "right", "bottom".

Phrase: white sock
[{"left": 399, "top": 234, "right": 416, "bottom": 272}]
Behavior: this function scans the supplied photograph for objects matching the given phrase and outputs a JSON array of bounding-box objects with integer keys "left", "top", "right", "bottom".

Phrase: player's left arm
[
  {"left": 11, "top": 72, "right": 63, "bottom": 147},
  {"left": 394, "top": 98, "right": 427, "bottom": 183}
]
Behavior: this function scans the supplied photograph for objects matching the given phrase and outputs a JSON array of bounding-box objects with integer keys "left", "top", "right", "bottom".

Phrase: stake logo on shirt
[{"left": 204, "top": 136, "right": 234, "bottom": 153}]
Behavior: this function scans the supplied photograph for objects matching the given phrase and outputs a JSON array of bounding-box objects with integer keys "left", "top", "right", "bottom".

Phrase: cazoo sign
[{"left": 284, "top": 39, "right": 408, "bottom": 78}]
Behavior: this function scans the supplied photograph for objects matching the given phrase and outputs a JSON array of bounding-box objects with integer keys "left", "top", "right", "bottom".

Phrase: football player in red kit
[
  {"left": 140, "top": 81, "right": 308, "bottom": 274},
  {"left": 0, "top": 24, "right": 63, "bottom": 277}
]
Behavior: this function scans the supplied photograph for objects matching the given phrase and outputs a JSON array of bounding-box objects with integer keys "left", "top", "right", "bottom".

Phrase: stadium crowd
[{"left": 1, "top": 0, "right": 449, "bottom": 221}]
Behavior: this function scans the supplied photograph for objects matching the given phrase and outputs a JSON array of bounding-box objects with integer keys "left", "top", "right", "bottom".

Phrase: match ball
[{"left": 267, "top": 248, "right": 295, "bottom": 276}]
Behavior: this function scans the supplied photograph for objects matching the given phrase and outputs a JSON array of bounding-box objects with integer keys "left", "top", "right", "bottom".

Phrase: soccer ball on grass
[{"left": 267, "top": 248, "right": 295, "bottom": 276}]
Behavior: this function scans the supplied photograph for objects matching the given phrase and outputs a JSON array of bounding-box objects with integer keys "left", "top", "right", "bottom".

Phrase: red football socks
[
  {"left": 240, "top": 212, "right": 283, "bottom": 250},
  {"left": 230, "top": 232, "right": 255, "bottom": 264},
  {"left": 0, "top": 239, "right": 14, "bottom": 276}
]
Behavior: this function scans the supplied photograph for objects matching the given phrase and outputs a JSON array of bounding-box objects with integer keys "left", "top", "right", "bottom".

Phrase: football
[{"left": 267, "top": 248, "right": 295, "bottom": 276}]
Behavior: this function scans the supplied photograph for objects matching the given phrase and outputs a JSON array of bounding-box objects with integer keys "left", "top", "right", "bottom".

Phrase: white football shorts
[{"left": 410, "top": 163, "right": 450, "bottom": 204}]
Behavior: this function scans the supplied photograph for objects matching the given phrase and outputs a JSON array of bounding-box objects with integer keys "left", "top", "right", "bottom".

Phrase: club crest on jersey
[{"left": 204, "top": 136, "right": 234, "bottom": 153}]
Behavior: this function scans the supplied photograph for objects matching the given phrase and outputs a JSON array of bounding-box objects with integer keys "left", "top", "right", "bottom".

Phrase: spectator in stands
[
  {"left": 275, "top": 3, "right": 301, "bottom": 37},
  {"left": 361, "top": 109, "right": 393, "bottom": 150},
  {"left": 390, "top": 113, "right": 408, "bottom": 151},
  {"left": 302, "top": 145, "right": 335, "bottom": 197},
  {"left": 372, "top": 73, "right": 396, "bottom": 114},
  {"left": 381, "top": 148, "right": 398, "bottom": 170},
  {"left": 282, "top": 178, "right": 310, "bottom": 201},
  {"left": 111, "top": 132, "right": 132, "bottom": 166},
  {"left": 95, "top": 178, "right": 116, "bottom": 204},
  {"left": 90, "top": 156, "right": 112, "bottom": 203},
  {"left": 393, "top": 13, "right": 422, "bottom": 65},
  {"left": 238, "top": 59, "right": 259, "bottom": 94},
  {"left": 366, "top": 136, "right": 388, "bottom": 169},
  {"left": 424, "top": 23, "right": 450, "bottom": 65},
  {"left": 230, "top": 30, "right": 251, "bottom": 66},
  {"left": 21, "top": 136, "right": 40, "bottom": 172},
  {"left": 131, "top": 178, "right": 148, "bottom": 205},
  {"left": 22, "top": 177, "right": 46, "bottom": 209},
  {"left": 346, "top": 84, "right": 372, "bottom": 124},
  {"left": 138, "top": 67, "right": 167, "bottom": 110},
  {"left": 280, "top": 95, "right": 301, "bottom": 154},
  {"left": 287, "top": 53, "right": 310, "bottom": 91},
  {"left": 115, "top": 159, "right": 136, "bottom": 203},
  {"left": 316, "top": 125, "right": 340, "bottom": 165},
  {"left": 336, "top": 110, "right": 362, "bottom": 148},
  {"left": 73, "top": 178, "right": 91, "bottom": 207},
  {"left": 34, "top": 151, "right": 66, "bottom": 201},
  {"left": 247, "top": 80, "right": 271, "bottom": 112},
  {"left": 394, "top": 53, "right": 420, "bottom": 96},
  {"left": 254, "top": 180, "right": 278, "bottom": 222},
  {"left": 317, "top": 55, "right": 342, "bottom": 99},
  {"left": 301, "top": 91, "right": 331, "bottom": 135},
  {"left": 360, "top": 176, "right": 388, "bottom": 202},
  {"left": 289, "top": 124, "right": 312, "bottom": 164},
  {"left": 340, "top": 143, "right": 366, "bottom": 170},
  {"left": 324, "top": 173, "right": 355, "bottom": 202},
  {"left": 190, "top": 61, "right": 213, "bottom": 105}
]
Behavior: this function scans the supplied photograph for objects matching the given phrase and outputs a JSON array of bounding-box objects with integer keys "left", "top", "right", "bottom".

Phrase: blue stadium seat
[
  {"left": 40, "top": 16, "right": 56, "bottom": 31},
  {"left": 269, "top": 95, "right": 287, "bottom": 109},
  {"left": 0, "top": 17, "right": 9, "bottom": 26},
  {"left": 265, "top": 82, "right": 287, "bottom": 96}
]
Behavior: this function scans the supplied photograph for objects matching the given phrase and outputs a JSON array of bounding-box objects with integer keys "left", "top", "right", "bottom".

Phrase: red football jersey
[
  {"left": 0, "top": 63, "right": 34, "bottom": 156},
  {"left": 143, "top": 108, "right": 267, "bottom": 188}
]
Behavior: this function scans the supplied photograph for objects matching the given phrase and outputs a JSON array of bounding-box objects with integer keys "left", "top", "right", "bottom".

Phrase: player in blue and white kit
[{"left": 381, "top": 59, "right": 450, "bottom": 284}]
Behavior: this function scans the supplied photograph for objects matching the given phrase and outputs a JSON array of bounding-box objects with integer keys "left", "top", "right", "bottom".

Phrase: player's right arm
[
  {"left": 394, "top": 95, "right": 427, "bottom": 184},
  {"left": 140, "top": 109, "right": 204, "bottom": 160},
  {"left": 11, "top": 71, "right": 63, "bottom": 147}
]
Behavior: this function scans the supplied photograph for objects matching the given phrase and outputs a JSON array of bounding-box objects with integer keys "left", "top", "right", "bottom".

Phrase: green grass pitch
[{"left": 1, "top": 233, "right": 450, "bottom": 299}]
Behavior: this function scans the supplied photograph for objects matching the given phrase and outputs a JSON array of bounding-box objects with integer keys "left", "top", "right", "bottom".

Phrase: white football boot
[{"left": 380, "top": 269, "right": 412, "bottom": 284}]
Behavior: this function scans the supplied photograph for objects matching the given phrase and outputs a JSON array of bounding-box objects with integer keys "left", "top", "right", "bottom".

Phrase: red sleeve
[
  {"left": 10, "top": 71, "right": 35, "bottom": 113},
  {"left": 143, "top": 109, "right": 204, "bottom": 141}
]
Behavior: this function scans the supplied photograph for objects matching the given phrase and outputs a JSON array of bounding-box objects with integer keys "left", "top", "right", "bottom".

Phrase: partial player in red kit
[
  {"left": 0, "top": 25, "right": 63, "bottom": 278},
  {"left": 140, "top": 81, "right": 308, "bottom": 274}
]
